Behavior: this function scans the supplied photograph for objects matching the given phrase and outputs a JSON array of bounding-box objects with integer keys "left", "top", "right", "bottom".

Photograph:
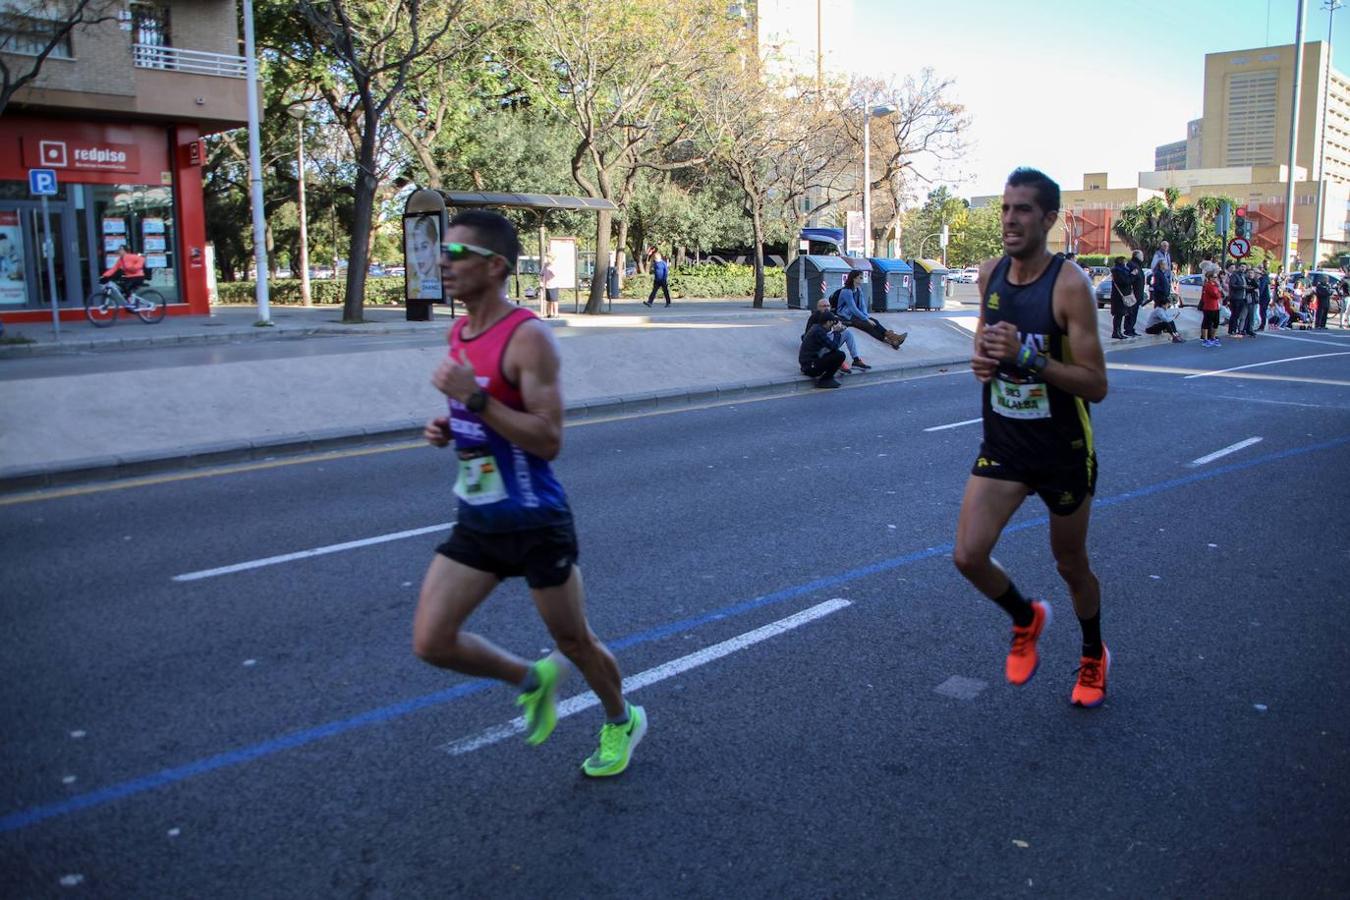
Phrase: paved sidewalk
[{"left": 0, "top": 293, "right": 1193, "bottom": 490}]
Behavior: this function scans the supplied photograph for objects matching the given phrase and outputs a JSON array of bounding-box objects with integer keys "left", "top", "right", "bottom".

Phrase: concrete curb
[{"left": 0, "top": 357, "right": 971, "bottom": 494}]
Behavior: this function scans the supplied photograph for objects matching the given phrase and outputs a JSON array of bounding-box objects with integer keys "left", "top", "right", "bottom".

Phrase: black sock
[
  {"left": 1079, "top": 612, "right": 1103, "bottom": 658},
  {"left": 993, "top": 583, "right": 1034, "bottom": 628}
]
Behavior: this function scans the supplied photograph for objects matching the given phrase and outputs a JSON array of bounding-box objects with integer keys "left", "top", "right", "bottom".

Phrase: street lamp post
[
  {"left": 241, "top": 0, "right": 270, "bottom": 325},
  {"left": 287, "top": 103, "right": 312, "bottom": 307},
  {"left": 862, "top": 104, "right": 895, "bottom": 258},
  {"left": 1312, "top": 0, "right": 1342, "bottom": 271}
]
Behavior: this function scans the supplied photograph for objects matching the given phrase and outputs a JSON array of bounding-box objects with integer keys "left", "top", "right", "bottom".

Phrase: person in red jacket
[
  {"left": 1199, "top": 269, "right": 1223, "bottom": 347},
  {"left": 101, "top": 245, "right": 146, "bottom": 294}
]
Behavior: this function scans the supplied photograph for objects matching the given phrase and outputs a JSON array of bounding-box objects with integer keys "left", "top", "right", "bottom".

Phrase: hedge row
[
  {"left": 215, "top": 276, "right": 408, "bottom": 305},
  {"left": 619, "top": 264, "right": 785, "bottom": 299},
  {"left": 214, "top": 264, "right": 787, "bottom": 306}
]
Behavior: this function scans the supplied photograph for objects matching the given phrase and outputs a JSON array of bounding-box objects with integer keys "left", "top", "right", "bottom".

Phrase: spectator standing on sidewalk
[
  {"left": 1226, "top": 262, "right": 1249, "bottom": 338},
  {"left": 1123, "top": 250, "right": 1144, "bottom": 336},
  {"left": 1150, "top": 241, "right": 1172, "bottom": 272},
  {"left": 1256, "top": 263, "right": 1271, "bottom": 331},
  {"left": 1149, "top": 254, "right": 1172, "bottom": 319},
  {"left": 538, "top": 253, "right": 559, "bottom": 319},
  {"left": 643, "top": 248, "right": 671, "bottom": 308},
  {"left": 1200, "top": 269, "right": 1223, "bottom": 347},
  {"left": 1239, "top": 265, "right": 1259, "bottom": 336},
  {"left": 1337, "top": 275, "right": 1350, "bottom": 329},
  {"left": 1109, "top": 256, "right": 1133, "bottom": 340},
  {"left": 1312, "top": 273, "right": 1332, "bottom": 330}
]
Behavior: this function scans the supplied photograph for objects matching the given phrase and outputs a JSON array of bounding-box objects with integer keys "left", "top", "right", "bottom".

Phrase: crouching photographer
[{"left": 799, "top": 312, "right": 848, "bottom": 390}]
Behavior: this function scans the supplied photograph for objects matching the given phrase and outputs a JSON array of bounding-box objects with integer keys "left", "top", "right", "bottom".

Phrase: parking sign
[{"left": 28, "top": 168, "right": 58, "bottom": 196}]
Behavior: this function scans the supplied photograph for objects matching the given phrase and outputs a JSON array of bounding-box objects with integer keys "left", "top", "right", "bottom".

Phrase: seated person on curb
[
  {"left": 831, "top": 270, "right": 908, "bottom": 351},
  {"left": 1143, "top": 294, "right": 1186, "bottom": 343},
  {"left": 101, "top": 244, "right": 146, "bottom": 294},
  {"left": 799, "top": 312, "right": 847, "bottom": 389},
  {"left": 807, "top": 297, "right": 866, "bottom": 372},
  {"left": 1269, "top": 291, "right": 1292, "bottom": 329}
]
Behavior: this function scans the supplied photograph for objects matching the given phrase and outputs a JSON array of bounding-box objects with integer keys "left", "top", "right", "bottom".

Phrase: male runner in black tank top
[{"left": 952, "top": 168, "right": 1112, "bottom": 707}]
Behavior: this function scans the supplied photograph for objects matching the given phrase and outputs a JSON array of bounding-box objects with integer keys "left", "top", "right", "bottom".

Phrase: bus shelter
[{"left": 402, "top": 189, "right": 619, "bottom": 320}]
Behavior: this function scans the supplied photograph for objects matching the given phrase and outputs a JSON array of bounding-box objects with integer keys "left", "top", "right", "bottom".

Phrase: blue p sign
[{"left": 28, "top": 168, "right": 58, "bottom": 196}]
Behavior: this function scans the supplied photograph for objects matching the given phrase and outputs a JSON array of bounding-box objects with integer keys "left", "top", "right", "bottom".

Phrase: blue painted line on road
[{"left": 4, "top": 431, "right": 1348, "bottom": 835}]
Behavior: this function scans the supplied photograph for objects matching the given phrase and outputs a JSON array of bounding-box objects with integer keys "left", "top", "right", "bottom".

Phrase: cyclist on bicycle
[{"left": 101, "top": 245, "right": 146, "bottom": 295}]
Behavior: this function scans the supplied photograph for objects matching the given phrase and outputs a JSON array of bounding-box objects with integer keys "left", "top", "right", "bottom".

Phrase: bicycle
[{"left": 84, "top": 279, "right": 167, "bottom": 327}]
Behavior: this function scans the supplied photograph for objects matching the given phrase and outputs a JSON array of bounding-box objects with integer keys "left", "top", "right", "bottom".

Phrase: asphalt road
[{"left": 2, "top": 329, "right": 1349, "bottom": 898}]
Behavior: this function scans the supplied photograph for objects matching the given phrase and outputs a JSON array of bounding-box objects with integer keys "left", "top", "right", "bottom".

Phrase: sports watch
[{"left": 465, "top": 390, "right": 489, "bottom": 413}]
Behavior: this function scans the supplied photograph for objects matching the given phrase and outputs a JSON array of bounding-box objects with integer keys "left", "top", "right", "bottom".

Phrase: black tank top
[{"left": 979, "top": 253, "right": 1093, "bottom": 460}]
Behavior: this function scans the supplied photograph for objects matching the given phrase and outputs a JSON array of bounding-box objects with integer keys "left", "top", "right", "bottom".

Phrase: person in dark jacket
[
  {"left": 1126, "top": 249, "right": 1146, "bottom": 332},
  {"left": 1109, "top": 256, "right": 1133, "bottom": 339},
  {"left": 1226, "top": 263, "right": 1249, "bottom": 337},
  {"left": 1150, "top": 255, "right": 1172, "bottom": 316},
  {"left": 799, "top": 315, "right": 846, "bottom": 388},
  {"left": 1256, "top": 264, "right": 1272, "bottom": 330},
  {"left": 1312, "top": 273, "right": 1332, "bottom": 329}
]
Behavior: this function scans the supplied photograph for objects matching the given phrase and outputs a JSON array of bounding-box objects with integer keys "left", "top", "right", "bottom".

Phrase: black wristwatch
[{"left": 465, "top": 390, "right": 488, "bottom": 413}]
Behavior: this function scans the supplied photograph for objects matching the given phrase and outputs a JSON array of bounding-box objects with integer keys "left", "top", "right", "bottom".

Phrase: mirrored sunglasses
[{"left": 441, "top": 241, "right": 499, "bottom": 262}]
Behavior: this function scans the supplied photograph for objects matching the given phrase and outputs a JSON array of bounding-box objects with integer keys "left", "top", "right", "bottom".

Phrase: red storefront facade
[{"left": 0, "top": 116, "right": 210, "bottom": 323}]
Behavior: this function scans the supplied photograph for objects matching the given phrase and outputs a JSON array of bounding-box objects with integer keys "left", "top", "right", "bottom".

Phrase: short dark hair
[
  {"left": 448, "top": 209, "right": 521, "bottom": 269},
  {"left": 1006, "top": 167, "right": 1060, "bottom": 213}
]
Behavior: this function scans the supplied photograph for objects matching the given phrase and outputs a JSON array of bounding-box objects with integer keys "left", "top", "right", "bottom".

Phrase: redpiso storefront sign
[{"left": 21, "top": 137, "right": 141, "bottom": 173}]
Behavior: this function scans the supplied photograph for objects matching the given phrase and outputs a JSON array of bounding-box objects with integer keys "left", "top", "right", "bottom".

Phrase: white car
[
  {"left": 1177, "top": 274, "right": 1204, "bottom": 306},
  {"left": 948, "top": 267, "right": 980, "bottom": 284}
]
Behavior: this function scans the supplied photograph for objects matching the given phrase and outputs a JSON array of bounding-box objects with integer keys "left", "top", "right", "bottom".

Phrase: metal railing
[{"left": 132, "top": 43, "right": 246, "bottom": 78}]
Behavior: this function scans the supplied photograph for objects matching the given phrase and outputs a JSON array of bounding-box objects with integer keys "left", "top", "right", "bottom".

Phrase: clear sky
[{"left": 850, "top": 0, "right": 1350, "bottom": 198}]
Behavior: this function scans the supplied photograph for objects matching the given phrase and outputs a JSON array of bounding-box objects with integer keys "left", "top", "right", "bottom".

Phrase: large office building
[
  {"left": 0, "top": 0, "right": 246, "bottom": 325},
  {"left": 746, "top": 0, "right": 854, "bottom": 86},
  {"left": 1154, "top": 140, "right": 1187, "bottom": 171}
]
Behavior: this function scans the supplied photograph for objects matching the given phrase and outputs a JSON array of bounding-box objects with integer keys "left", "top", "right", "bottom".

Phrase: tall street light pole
[
  {"left": 863, "top": 104, "right": 895, "bottom": 258},
  {"left": 1312, "top": 0, "right": 1342, "bottom": 271},
  {"left": 1284, "top": 0, "right": 1309, "bottom": 275},
  {"left": 287, "top": 102, "right": 312, "bottom": 307},
  {"left": 241, "top": 0, "right": 271, "bottom": 325}
]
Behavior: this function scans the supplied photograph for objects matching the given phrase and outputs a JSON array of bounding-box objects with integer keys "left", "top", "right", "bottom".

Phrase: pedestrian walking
[
  {"left": 643, "top": 248, "right": 671, "bottom": 308},
  {"left": 956, "top": 167, "right": 1111, "bottom": 708},
  {"left": 416, "top": 210, "right": 647, "bottom": 778}
]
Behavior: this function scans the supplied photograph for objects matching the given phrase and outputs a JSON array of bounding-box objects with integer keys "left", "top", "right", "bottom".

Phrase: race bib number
[
  {"left": 454, "top": 452, "right": 507, "bottom": 505},
  {"left": 991, "top": 376, "right": 1051, "bottom": 420}
]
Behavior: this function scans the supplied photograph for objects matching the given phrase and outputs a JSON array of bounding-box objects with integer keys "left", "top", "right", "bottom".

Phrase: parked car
[
  {"left": 1177, "top": 274, "right": 1204, "bottom": 306},
  {"left": 1094, "top": 278, "right": 1113, "bottom": 308},
  {"left": 1285, "top": 270, "right": 1342, "bottom": 292},
  {"left": 386, "top": 266, "right": 406, "bottom": 277},
  {"left": 1085, "top": 266, "right": 1110, "bottom": 284},
  {"left": 948, "top": 267, "right": 980, "bottom": 284}
]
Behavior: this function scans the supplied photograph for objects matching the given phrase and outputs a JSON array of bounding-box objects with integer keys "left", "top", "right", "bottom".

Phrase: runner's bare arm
[
  {"left": 970, "top": 258, "right": 1001, "bottom": 383},
  {"left": 489, "top": 320, "right": 565, "bottom": 460},
  {"left": 1046, "top": 265, "right": 1108, "bottom": 402}
]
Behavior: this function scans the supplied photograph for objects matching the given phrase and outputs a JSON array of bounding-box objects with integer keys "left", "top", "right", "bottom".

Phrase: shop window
[
  {"left": 0, "top": 12, "right": 74, "bottom": 58},
  {"left": 91, "top": 184, "right": 180, "bottom": 304}
]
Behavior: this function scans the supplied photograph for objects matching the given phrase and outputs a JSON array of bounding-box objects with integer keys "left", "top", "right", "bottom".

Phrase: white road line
[
  {"left": 1184, "top": 351, "right": 1350, "bottom": 379},
  {"left": 172, "top": 522, "right": 453, "bottom": 582},
  {"left": 1260, "top": 331, "right": 1350, "bottom": 348},
  {"left": 1188, "top": 437, "right": 1263, "bottom": 467},
  {"left": 439, "top": 597, "right": 852, "bottom": 756},
  {"left": 924, "top": 417, "right": 982, "bottom": 432}
]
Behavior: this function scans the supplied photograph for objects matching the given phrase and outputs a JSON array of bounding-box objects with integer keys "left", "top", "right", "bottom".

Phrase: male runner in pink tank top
[{"left": 413, "top": 210, "right": 646, "bottom": 777}]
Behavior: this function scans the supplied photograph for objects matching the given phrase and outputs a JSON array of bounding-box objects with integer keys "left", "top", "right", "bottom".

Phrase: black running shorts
[
  {"left": 1201, "top": 309, "right": 1220, "bottom": 330},
  {"left": 970, "top": 445, "right": 1098, "bottom": 516},
  {"left": 436, "top": 521, "right": 579, "bottom": 589}
]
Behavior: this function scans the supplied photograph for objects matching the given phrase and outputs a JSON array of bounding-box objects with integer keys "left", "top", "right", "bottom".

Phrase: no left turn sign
[{"left": 1228, "top": 237, "right": 1251, "bottom": 258}]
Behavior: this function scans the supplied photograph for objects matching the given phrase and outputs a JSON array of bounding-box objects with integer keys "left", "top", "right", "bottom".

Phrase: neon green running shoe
[
  {"left": 516, "top": 652, "right": 565, "bottom": 746},
  {"left": 581, "top": 703, "right": 647, "bottom": 778}
]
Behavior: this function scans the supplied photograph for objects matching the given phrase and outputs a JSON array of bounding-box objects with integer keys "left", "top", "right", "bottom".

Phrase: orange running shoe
[
  {"left": 1005, "top": 599, "right": 1051, "bottom": 684},
  {"left": 1070, "top": 644, "right": 1111, "bottom": 708}
]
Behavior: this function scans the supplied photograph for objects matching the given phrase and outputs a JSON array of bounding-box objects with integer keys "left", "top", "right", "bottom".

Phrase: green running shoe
[
  {"left": 581, "top": 703, "right": 647, "bottom": 778},
  {"left": 517, "top": 652, "right": 564, "bottom": 746}
]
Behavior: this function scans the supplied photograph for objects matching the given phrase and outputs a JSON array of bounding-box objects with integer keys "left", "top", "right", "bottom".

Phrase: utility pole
[
  {"left": 1284, "top": 0, "right": 1308, "bottom": 275},
  {"left": 816, "top": 0, "right": 822, "bottom": 93},
  {"left": 1312, "top": 0, "right": 1341, "bottom": 271}
]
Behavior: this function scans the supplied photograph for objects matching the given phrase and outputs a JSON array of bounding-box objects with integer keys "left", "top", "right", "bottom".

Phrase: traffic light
[
  {"left": 1235, "top": 206, "right": 1253, "bottom": 239},
  {"left": 1243, "top": 218, "right": 1253, "bottom": 239}
]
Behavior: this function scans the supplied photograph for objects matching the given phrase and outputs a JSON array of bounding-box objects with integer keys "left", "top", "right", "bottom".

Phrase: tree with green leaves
[{"left": 506, "top": 0, "right": 733, "bottom": 312}]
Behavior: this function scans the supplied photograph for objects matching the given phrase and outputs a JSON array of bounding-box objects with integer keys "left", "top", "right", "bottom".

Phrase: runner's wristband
[{"left": 1015, "top": 345, "right": 1048, "bottom": 374}]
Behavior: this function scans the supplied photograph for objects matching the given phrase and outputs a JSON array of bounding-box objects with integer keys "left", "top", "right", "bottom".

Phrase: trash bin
[
  {"left": 912, "top": 259, "right": 949, "bottom": 310},
  {"left": 869, "top": 258, "right": 914, "bottom": 312},
  {"left": 606, "top": 266, "right": 619, "bottom": 299},
  {"left": 406, "top": 298, "right": 434, "bottom": 321},
  {"left": 786, "top": 255, "right": 854, "bottom": 309}
]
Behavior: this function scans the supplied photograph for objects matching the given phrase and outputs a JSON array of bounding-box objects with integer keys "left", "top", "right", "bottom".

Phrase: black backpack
[{"left": 828, "top": 287, "right": 842, "bottom": 310}]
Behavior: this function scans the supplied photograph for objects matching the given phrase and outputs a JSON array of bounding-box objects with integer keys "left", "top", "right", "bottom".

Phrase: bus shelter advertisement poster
[{"left": 0, "top": 211, "right": 25, "bottom": 305}]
